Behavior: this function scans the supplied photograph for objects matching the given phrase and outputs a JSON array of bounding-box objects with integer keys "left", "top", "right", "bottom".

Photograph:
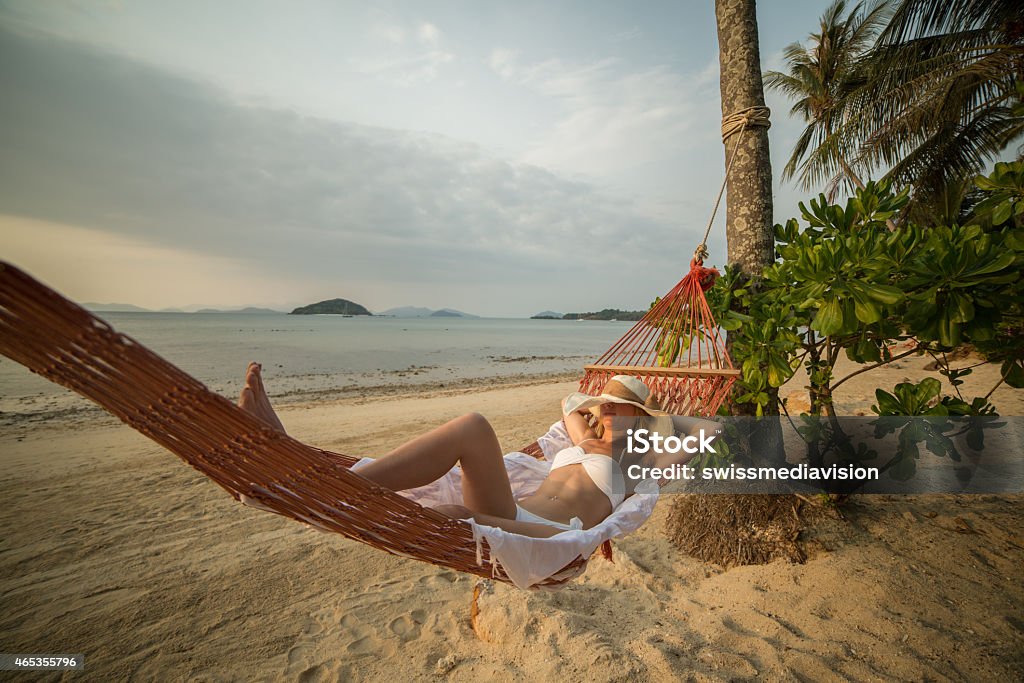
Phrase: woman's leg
[
  {"left": 238, "top": 362, "right": 287, "bottom": 433},
  {"left": 238, "top": 362, "right": 517, "bottom": 519},
  {"left": 356, "top": 412, "right": 518, "bottom": 519}
]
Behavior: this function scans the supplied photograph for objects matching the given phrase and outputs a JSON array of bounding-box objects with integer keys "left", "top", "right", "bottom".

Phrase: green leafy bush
[{"left": 713, "top": 165, "right": 1024, "bottom": 418}]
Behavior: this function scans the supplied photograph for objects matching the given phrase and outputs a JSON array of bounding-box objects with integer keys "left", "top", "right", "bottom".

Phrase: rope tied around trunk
[{"left": 694, "top": 106, "right": 771, "bottom": 264}]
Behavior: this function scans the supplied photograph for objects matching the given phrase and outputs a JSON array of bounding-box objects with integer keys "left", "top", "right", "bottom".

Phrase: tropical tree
[
  {"left": 858, "top": 0, "right": 1024, "bottom": 203},
  {"left": 763, "top": 0, "right": 892, "bottom": 197},
  {"left": 665, "top": 0, "right": 790, "bottom": 570},
  {"left": 778, "top": 0, "right": 1024, "bottom": 213}
]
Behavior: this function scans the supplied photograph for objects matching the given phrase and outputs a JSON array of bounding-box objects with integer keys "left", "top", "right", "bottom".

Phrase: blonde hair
[{"left": 591, "top": 405, "right": 671, "bottom": 439}]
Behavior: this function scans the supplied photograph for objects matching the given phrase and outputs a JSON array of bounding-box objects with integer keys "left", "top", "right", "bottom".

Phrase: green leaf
[
  {"left": 914, "top": 377, "right": 942, "bottom": 406},
  {"left": 873, "top": 388, "right": 902, "bottom": 415},
  {"left": 863, "top": 283, "right": 904, "bottom": 305},
  {"left": 720, "top": 317, "right": 742, "bottom": 331},
  {"left": 974, "top": 176, "right": 999, "bottom": 191},
  {"left": 938, "top": 312, "right": 959, "bottom": 347},
  {"left": 1004, "top": 360, "right": 1024, "bottom": 389},
  {"left": 813, "top": 298, "right": 844, "bottom": 336},
  {"left": 965, "top": 251, "right": 1015, "bottom": 277},
  {"left": 949, "top": 293, "right": 975, "bottom": 324},
  {"left": 767, "top": 354, "right": 793, "bottom": 388},
  {"left": 992, "top": 200, "right": 1012, "bottom": 225},
  {"left": 854, "top": 299, "right": 882, "bottom": 324}
]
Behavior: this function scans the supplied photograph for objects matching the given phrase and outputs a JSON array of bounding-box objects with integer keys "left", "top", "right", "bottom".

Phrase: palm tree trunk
[
  {"left": 715, "top": 0, "right": 778, "bottom": 420},
  {"left": 715, "top": 0, "right": 774, "bottom": 276},
  {"left": 716, "top": 0, "right": 785, "bottom": 464}
]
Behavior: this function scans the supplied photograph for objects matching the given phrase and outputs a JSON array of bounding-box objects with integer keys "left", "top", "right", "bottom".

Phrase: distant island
[
  {"left": 378, "top": 306, "right": 433, "bottom": 317},
  {"left": 377, "top": 306, "right": 479, "bottom": 319},
  {"left": 290, "top": 298, "right": 372, "bottom": 315},
  {"left": 562, "top": 308, "right": 645, "bottom": 321},
  {"left": 531, "top": 310, "right": 563, "bottom": 319}
]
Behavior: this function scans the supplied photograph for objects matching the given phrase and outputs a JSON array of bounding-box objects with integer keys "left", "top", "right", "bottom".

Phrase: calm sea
[{"left": 0, "top": 313, "right": 633, "bottom": 423}]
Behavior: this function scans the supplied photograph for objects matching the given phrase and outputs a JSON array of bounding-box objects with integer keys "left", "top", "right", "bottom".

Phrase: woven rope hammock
[
  {"left": 579, "top": 258, "right": 738, "bottom": 417},
  {"left": 0, "top": 110, "right": 762, "bottom": 588}
]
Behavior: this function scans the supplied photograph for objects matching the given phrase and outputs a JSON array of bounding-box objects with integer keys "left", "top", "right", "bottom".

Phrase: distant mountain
[
  {"left": 531, "top": 310, "right": 563, "bottom": 319},
  {"left": 290, "top": 298, "right": 372, "bottom": 315},
  {"left": 237, "top": 307, "right": 284, "bottom": 314},
  {"left": 379, "top": 306, "right": 479, "bottom": 318},
  {"left": 194, "top": 307, "right": 283, "bottom": 314},
  {"left": 84, "top": 302, "right": 151, "bottom": 312},
  {"left": 378, "top": 306, "right": 434, "bottom": 318},
  {"left": 430, "top": 308, "right": 478, "bottom": 318}
]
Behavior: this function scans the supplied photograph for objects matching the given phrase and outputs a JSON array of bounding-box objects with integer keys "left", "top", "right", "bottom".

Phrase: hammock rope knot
[{"left": 720, "top": 106, "right": 771, "bottom": 143}]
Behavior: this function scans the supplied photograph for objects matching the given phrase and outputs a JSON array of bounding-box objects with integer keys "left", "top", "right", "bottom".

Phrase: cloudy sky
[{"left": 0, "top": 0, "right": 831, "bottom": 316}]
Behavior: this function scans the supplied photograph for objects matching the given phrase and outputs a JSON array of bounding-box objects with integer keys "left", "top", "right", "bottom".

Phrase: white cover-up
[{"left": 350, "top": 420, "right": 660, "bottom": 589}]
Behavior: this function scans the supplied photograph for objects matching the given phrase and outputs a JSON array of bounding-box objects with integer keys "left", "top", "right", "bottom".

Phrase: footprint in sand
[
  {"left": 418, "top": 571, "right": 458, "bottom": 587},
  {"left": 347, "top": 636, "right": 379, "bottom": 655},
  {"left": 388, "top": 609, "right": 425, "bottom": 642},
  {"left": 340, "top": 614, "right": 389, "bottom": 656},
  {"left": 288, "top": 645, "right": 311, "bottom": 666},
  {"left": 297, "top": 664, "right": 327, "bottom": 683}
]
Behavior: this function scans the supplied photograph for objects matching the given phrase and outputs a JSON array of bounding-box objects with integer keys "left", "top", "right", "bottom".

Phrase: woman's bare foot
[{"left": 238, "top": 362, "right": 287, "bottom": 434}]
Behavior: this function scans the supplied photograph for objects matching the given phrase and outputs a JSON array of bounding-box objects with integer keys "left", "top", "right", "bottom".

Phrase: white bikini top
[{"left": 550, "top": 443, "right": 626, "bottom": 509}]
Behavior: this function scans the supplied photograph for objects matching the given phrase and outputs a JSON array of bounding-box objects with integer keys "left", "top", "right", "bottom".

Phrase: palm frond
[{"left": 882, "top": 0, "right": 1023, "bottom": 43}]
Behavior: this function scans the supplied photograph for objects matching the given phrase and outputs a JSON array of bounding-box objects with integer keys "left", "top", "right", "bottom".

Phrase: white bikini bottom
[{"left": 515, "top": 504, "right": 584, "bottom": 531}]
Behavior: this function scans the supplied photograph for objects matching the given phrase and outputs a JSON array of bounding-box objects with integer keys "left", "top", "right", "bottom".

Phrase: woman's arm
[
  {"left": 433, "top": 505, "right": 569, "bottom": 538},
  {"left": 562, "top": 397, "right": 598, "bottom": 445},
  {"left": 469, "top": 511, "right": 571, "bottom": 538}
]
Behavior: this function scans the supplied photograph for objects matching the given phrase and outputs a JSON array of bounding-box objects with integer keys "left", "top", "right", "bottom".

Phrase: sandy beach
[{"left": 2, "top": 353, "right": 1022, "bottom": 681}]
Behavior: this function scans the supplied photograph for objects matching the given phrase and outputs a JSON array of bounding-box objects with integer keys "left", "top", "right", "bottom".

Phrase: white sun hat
[{"left": 562, "top": 375, "right": 667, "bottom": 417}]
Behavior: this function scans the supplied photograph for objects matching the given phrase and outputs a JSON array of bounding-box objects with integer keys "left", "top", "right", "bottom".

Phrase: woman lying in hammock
[{"left": 239, "top": 363, "right": 716, "bottom": 538}]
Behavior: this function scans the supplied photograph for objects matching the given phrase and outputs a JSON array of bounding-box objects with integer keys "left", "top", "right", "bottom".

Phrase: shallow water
[{"left": 0, "top": 312, "right": 633, "bottom": 422}]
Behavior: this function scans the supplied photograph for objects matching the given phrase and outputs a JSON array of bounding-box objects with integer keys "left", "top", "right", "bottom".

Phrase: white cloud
[
  {"left": 352, "top": 49, "right": 454, "bottom": 86},
  {"left": 356, "top": 21, "right": 452, "bottom": 85},
  {"left": 373, "top": 24, "right": 406, "bottom": 44},
  {"left": 417, "top": 22, "right": 440, "bottom": 47},
  {"left": 487, "top": 51, "right": 714, "bottom": 180},
  {"left": 488, "top": 48, "right": 519, "bottom": 80},
  {"left": 610, "top": 26, "right": 642, "bottom": 43}
]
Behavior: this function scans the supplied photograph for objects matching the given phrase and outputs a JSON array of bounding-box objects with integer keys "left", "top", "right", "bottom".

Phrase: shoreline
[
  {"left": 1, "top": 368, "right": 586, "bottom": 431},
  {"left": 6, "top": 343, "right": 1021, "bottom": 434}
]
